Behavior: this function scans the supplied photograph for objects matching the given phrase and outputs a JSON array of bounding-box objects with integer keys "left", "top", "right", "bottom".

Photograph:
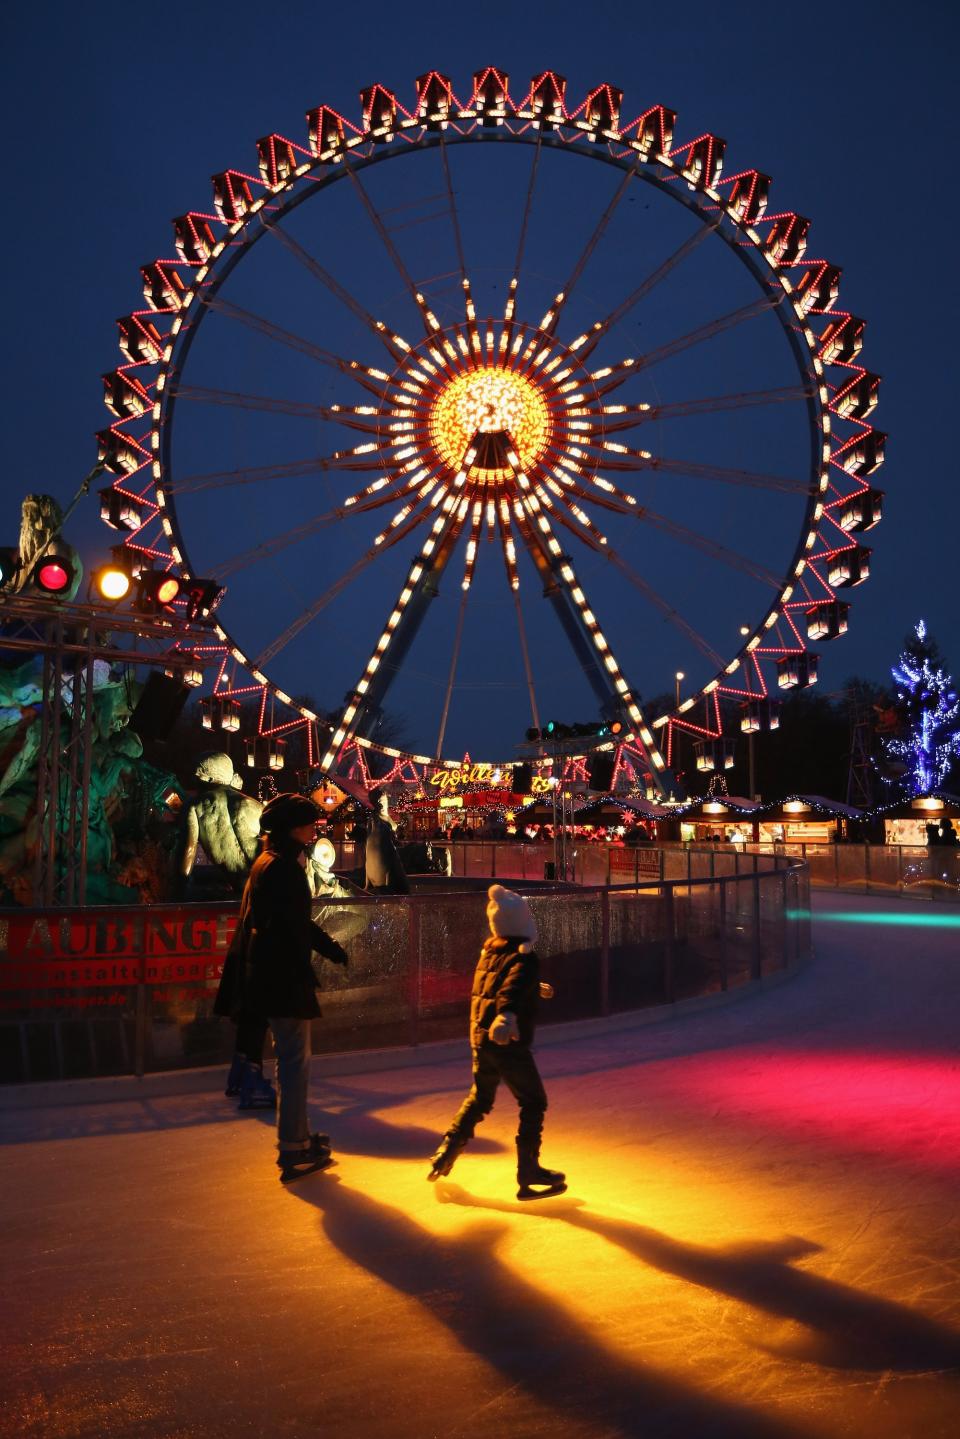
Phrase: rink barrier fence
[
  {"left": 0, "top": 852, "right": 809, "bottom": 1084},
  {"left": 338, "top": 838, "right": 958, "bottom": 901}
]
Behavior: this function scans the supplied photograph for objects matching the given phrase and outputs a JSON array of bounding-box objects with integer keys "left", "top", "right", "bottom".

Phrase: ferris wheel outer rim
[{"left": 105, "top": 84, "right": 864, "bottom": 773}]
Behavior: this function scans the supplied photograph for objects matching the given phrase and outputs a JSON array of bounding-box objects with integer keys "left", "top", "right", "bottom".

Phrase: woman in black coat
[{"left": 216, "top": 793, "right": 348, "bottom": 1179}]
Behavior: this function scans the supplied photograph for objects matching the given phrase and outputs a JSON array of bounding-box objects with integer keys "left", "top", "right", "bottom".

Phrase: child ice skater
[{"left": 427, "top": 884, "right": 565, "bottom": 1200}]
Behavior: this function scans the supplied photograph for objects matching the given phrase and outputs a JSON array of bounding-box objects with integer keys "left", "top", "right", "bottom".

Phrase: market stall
[
  {"left": 755, "top": 794, "right": 865, "bottom": 845},
  {"left": 873, "top": 792, "right": 960, "bottom": 847}
]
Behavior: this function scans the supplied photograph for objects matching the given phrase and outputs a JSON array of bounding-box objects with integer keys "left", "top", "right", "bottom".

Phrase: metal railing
[
  {"left": 336, "top": 837, "right": 960, "bottom": 902},
  {"left": 737, "top": 842, "right": 960, "bottom": 901},
  {"left": 330, "top": 838, "right": 784, "bottom": 885},
  {"left": 0, "top": 856, "right": 809, "bottom": 1083}
]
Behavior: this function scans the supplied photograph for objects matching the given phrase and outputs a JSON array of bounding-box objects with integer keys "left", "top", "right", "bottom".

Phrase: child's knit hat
[{"left": 486, "top": 884, "right": 537, "bottom": 953}]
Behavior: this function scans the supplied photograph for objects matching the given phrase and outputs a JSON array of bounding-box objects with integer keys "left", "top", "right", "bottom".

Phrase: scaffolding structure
[{"left": 1, "top": 592, "right": 219, "bottom": 906}]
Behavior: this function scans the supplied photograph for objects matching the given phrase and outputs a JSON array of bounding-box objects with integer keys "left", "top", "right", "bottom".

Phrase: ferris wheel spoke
[
  {"left": 173, "top": 455, "right": 342, "bottom": 496},
  {"left": 540, "top": 156, "right": 640, "bottom": 337},
  {"left": 207, "top": 472, "right": 434, "bottom": 581},
  {"left": 202, "top": 296, "right": 356, "bottom": 374},
  {"left": 495, "top": 499, "right": 541, "bottom": 728},
  {"left": 560, "top": 446, "right": 808, "bottom": 495},
  {"left": 499, "top": 134, "right": 544, "bottom": 339},
  {"left": 552, "top": 459, "right": 781, "bottom": 584},
  {"left": 253, "top": 499, "right": 439, "bottom": 671},
  {"left": 341, "top": 154, "right": 443, "bottom": 341},
  {"left": 513, "top": 482, "right": 666, "bottom": 777},
  {"left": 570, "top": 222, "right": 718, "bottom": 361},
  {"left": 512, "top": 588, "right": 541, "bottom": 732},
  {"left": 434, "top": 585, "right": 469, "bottom": 760},
  {"left": 589, "top": 295, "right": 782, "bottom": 397},
  {"left": 254, "top": 552, "right": 384, "bottom": 668},
  {"left": 618, "top": 498, "right": 778, "bottom": 586},
  {"left": 320, "top": 496, "right": 470, "bottom": 769},
  {"left": 261, "top": 218, "right": 413, "bottom": 363},
  {"left": 438, "top": 133, "right": 468, "bottom": 281},
  {"left": 172, "top": 384, "right": 342, "bottom": 420},
  {"left": 541, "top": 488, "right": 727, "bottom": 669},
  {"left": 642, "top": 384, "right": 812, "bottom": 421},
  {"left": 173, "top": 383, "right": 410, "bottom": 436},
  {"left": 607, "top": 552, "right": 727, "bottom": 668},
  {"left": 173, "top": 444, "right": 409, "bottom": 496},
  {"left": 576, "top": 384, "right": 812, "bottom": 432}
]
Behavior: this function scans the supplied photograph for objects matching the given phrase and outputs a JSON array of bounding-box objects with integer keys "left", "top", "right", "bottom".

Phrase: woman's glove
[
  {"left": 327, "top": 940, "right": 349, "bottom": 967},
  {"left": 489, "top": 1011, "right": 519, "bottom": 1046},
  {"left": 539, "top": 981, "right": 554, "bottom": 999}
]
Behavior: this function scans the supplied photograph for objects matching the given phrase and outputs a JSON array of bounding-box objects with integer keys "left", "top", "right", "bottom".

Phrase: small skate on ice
[
  {"left": 427, "top": 1132, "right": 467, "bottom": 1182},
  {"left": 516, "top": 1141, "right": 566, "bottom": 1201}
]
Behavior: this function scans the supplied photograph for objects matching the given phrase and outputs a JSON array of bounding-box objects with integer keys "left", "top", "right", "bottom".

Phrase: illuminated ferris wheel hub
[{"left": 430, "top": 366, "right": 551, "bottom": 474}]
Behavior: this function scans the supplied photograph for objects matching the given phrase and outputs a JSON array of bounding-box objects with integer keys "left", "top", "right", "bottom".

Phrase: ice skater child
[{"left": 427, "top": 884, "right": 565, "bottom": 1200}]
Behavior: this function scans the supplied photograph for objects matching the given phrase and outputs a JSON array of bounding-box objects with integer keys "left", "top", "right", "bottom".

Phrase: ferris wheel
[{"left": 96, "top": 68, "right": 883, "bottom": 794}]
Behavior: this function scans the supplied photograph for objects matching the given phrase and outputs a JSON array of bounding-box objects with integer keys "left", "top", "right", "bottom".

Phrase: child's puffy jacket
[{"left": 469, "top": 936, "right": 540, "bottom": 1048}]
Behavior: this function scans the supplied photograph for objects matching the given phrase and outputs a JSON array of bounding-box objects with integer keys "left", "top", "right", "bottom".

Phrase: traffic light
[{"left": 537, "top": 719, "right": 622, "bottom": 741}]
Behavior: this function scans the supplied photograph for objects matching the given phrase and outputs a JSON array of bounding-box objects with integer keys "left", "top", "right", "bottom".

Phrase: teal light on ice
[{"left": 787, "top": 909, "right": 960, "bottom": 930}]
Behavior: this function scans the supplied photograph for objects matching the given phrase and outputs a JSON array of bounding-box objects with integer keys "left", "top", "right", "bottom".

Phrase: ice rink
[{"left": 2, "top": 889, "right": 959, "bottom": 1438}]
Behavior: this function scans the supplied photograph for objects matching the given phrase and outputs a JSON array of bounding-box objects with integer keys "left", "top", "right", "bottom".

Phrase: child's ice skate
[
  {"left": 427, "top": 1132, "right": 467, "bottom": 1182},
  {"left": 278, "top": 1133, "right": 333, "bottom": 1183},
  {"left": 516, "top": 1141, "right": 566, "bottom": 1201}
]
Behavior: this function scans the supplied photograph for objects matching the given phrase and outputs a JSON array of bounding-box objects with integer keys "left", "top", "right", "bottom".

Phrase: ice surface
[{"left": 1, "top": 890, "right": 959, "bottom": 1438}]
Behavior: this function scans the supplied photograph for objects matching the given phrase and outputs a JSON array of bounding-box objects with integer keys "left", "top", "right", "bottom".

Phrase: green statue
[{"left": 180, "top": 752, "right": 262, "bottom": 892}]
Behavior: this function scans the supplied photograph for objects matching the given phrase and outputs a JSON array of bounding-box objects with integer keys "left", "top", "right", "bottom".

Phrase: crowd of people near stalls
[
  {"left": 925, "top": 818, "right": 959, "bottom": 848},
  {"left": 334, "top": 810, "right": 658, "bottom": 847},
  {"left": 415, "top": 820, "right": 659, "bottom": 846}
]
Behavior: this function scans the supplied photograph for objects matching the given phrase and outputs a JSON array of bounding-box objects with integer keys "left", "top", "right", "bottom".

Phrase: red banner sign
[{"left": 0, "top": 906, "right": 237, "bottom": 991}]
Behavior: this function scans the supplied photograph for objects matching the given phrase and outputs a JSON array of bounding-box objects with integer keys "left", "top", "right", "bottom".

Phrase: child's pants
[{"left": 448, "top": 1039, "right": 547, "bottom": 1145}]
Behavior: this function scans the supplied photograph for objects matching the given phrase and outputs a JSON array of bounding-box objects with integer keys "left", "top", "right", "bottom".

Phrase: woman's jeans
[{"left": 268, "top": 1017, "right": 312, "bottom": 1153}]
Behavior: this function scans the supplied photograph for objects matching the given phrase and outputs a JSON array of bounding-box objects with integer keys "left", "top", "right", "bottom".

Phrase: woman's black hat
[{"left": 259, "top": 793, "right": 320, "bottom": 834}]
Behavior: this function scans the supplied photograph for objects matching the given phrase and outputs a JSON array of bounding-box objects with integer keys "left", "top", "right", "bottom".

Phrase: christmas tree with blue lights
[{"left": 884, "top": 620, "right": 960, "bottom": 795}]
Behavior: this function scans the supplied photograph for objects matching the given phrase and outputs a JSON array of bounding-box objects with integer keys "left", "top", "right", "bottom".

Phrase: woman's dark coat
[
  {"left": 215, "top": 841, "right": 346, "bottom": 1021},
  {"left": 469, "top": 936, "right": 540, "bottom": 1049}
]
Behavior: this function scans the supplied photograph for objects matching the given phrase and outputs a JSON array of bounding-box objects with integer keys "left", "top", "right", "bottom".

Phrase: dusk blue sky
[{"left": 3, "top": 1, "right": 956, "bottom": 763}]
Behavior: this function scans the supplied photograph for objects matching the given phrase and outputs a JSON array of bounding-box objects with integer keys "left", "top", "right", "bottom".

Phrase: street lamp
[{"left": 675, "top": 671, "right": 684, "bottom": 707}]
